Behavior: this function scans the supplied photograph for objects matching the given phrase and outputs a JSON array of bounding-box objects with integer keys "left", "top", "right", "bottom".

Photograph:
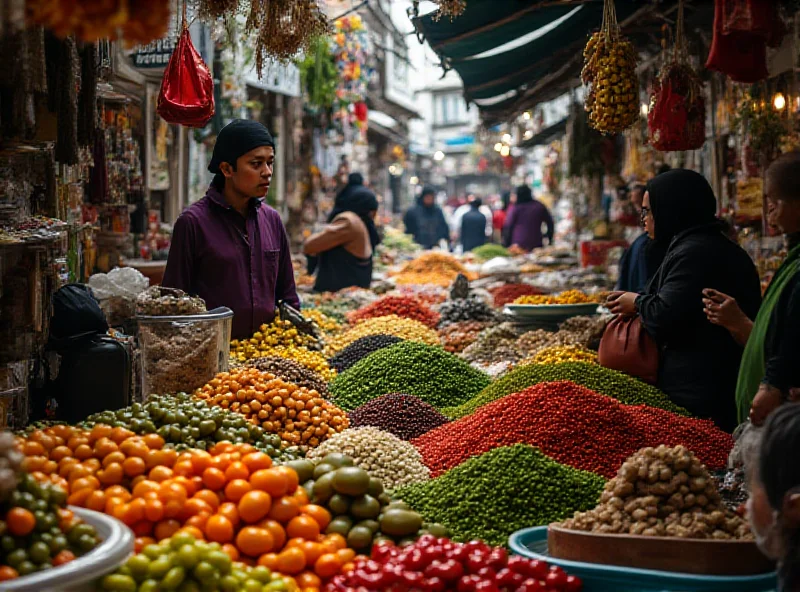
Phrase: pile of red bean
[
  {"left": 413, "top": 381, "right": 733, "bottom": 478},
  {"left": 348, "top": 393, "right": 450, "bottom": 441},
  {"left": 490, "top": 284, "right": 544, "bottom": 308},
  {"left": 347, "top": 295, "right": 441, "bottom": 329},
  {"left": 438, "top": 321, "right": 491, "bottom": 354}
]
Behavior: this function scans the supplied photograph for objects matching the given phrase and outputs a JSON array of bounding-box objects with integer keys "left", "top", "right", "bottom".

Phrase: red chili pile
[
  {"left": 490, "top": 284, "right": 544, "bottom": 308},
  {"left": 325, "top": 536, "right": 583, "bottom": 592},
  {"left": 413, "top": 381, "right": 733, "bottom": 478},
  {"left": 347, "top": 295, "right": 440, "bottom": 329}
]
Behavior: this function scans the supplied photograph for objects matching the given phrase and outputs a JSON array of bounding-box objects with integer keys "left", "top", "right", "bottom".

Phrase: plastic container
[
  {"left": 137, "top": 307, "right": 233, "bottom": 399},
  {"left": 509, "top": 527, "right": 777, "bottom": 592},
  {"left": 0, "top": 507, "right": 134, "bottom": 591}
]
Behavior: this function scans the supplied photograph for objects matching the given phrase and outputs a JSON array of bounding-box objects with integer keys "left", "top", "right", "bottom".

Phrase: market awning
[{"left": 519, "top": 117, "right": 568, "bottom": 149}]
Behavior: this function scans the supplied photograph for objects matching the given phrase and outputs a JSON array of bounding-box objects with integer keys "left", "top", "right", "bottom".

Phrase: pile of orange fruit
[
  {"left": 194, "top": 368, "right": 349, "bottom": 448},
  {"left": 19, "top": 425, "right": 363, "bottom": 588}
]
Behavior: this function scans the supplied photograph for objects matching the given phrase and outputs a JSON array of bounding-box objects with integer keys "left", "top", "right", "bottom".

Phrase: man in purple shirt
[{"left": 163, "top": 119, "right": 299, "bottom": 340}]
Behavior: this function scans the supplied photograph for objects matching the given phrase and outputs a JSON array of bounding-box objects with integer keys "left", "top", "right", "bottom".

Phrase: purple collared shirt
[{"left": 163, "top": 184, "right": 300, "bottom": 340}]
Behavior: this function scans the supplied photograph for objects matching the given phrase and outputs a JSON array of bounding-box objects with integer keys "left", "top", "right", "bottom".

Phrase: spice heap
[
  {"left": 348, "top": 393, "right": 449, "bottom": 441},
  {"left": 460, "top": 323, "right": 522, "bottom": 364},
  {"left": 438, "top": 296, "right": 497, "bottom": 326},
  {"left": 257, "top": 346, "right": 336, "bottom": 381},
  {"left": 137, "top": 286, "right": 206, "bottom": 316},
  {"left": 302, "top": 308, "right": 342, "bottom": 334},
  {"left": 83, "top": 392, "right": 290, "bottom": 458},
  {"left": 347, "top": 296, "right": 440, "bottom": 329},
  {"left": 245, "top": 356, "right": 329, "bottom": 397},
  {"left": 195, "top": 368, "right": 349, "bottom": 448},
  {"left": 561, "top": 445, "right": 752, "bottom": 539},
  {"left": 329, "top": 536, "right": 583, "bottom": 592},
  {"left": 231, "top": 313, "right": 321, "bottom": 359},
  {"left": 438, "top": 321, "right": 490, "bottom": 354},
  {"left": 387, "top": 285, "right": 449, "bottom": 307},
  {"left": 414, "top": 382, "right": 732, "bottom": 479},
  {"left": 307, "top": 427, "right": 430, "bottom": 490},
  {"left": 396, "top": 444, "right": 605, "bottom": 546},
  {"left": 471, "top": 244, "right": 510, "bottom": 262},
  {"left": 524, "top": 345, "right": 598, "bottom": 366},
  {"left": 391, "top": 253, "right": 476, "bottom": 287},
  {"left": 324, "top": 316, "right": 439, "bottom": 357},
  {"left": 445, "top": 361, "right": 689, "bottom": 419},
  {"left": 328, "top": 335, "right": 403, "bottom": 374},
  {"left": 559, "top": 315, "right": 610, "bottom": 347},
  {"left": 515, "top": 329, "right": 583, "bottom": 358},
  {"left": 513, "top": 290, "right": 599, "bottom": 305},
  {"left": 489, "top": 283, "right": 544, "bottom": 308},
  {"left": 329, "top": 341, "right": 491, "bottom": 411}
]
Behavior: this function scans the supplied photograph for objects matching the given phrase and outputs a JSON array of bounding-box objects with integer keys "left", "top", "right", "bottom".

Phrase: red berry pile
[
  {"left": 325, "top": 536, "right": 582, "bottom": 592},
  {"left": 347, "top": 296, "right": 441, "bottom": 329},
  {"left": 414, "top": 381, "right": 733, "bottom": 478},
  {"left": 490, "top": 284, "right": 544, "bottom": 308}
]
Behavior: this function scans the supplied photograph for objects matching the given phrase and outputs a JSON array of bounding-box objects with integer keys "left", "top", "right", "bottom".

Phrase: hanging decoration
[
  {"left": 27, "top": 0, "right": 171, "bottom": 45},
  {"left": 582, "top": 0, "right": 639, "bottom": 135},
  {"left": 157, "top": 5, "right": 215, "bottom": 128},
  {"left": 647, "top": 0, "right": 706, "bottom": 152},
  {"left": 432, "top": 0, "right": 467, "bottom": 20},
  {"left": 331, "top": 14, "right": 372, "bottom": 106},
  {"left": 706, "top": 0, "right": 786, "bottom": 83},
  {"left": 246, "top": 0, "right": 329, "bottom": 68},
  {"left": 298, "top": 35, "right": 339, "bottom": 111}
]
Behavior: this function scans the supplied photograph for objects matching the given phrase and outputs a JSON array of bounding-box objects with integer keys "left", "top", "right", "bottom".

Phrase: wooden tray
[{"left": 547, "top": 524, "right": 775, "bottom": 577}]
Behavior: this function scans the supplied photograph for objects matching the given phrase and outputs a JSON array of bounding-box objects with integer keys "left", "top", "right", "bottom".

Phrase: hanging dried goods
[
  {"left": 443, "top": 361, "right": 689, "bottom": 419},
  {"left": 396, "top": 444, "right": 605, "bottom": 546},
  {"left": 195, "top": 368, "right": 349, "bottom": 448},
  {"left": 347, "top": 393, "right": 449, "bottom": 441},
  {"left": 307, "top": 427, "right": 430, "bottom": 490},
  {"left": 347, "top": 296, "right": 440, "bottom": 329},
  {"left": 329, "top": 341, "right": 490, "bottom": 411},
  {"left": 582, "top": 0, "right": 639, "bottom": 134},
  {"left": 324, "top": 316, "right": 439, "bottom": 357},
  {"left": 246, "top": 0, "right": 330, "bottom": 66},
  {"left": 245, "top": 357, "right": 329, "bottom": 397},
  {"left": 561, "top": 445, "right": 752, "bottom": 540},
  {"left": 414, "top": 382, "right": 732, "bottom": 479}
]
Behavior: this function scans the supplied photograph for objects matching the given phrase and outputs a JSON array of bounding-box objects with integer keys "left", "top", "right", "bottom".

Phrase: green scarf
[{"left": 735, "top": 243, "right": 800, "bottom": 423}]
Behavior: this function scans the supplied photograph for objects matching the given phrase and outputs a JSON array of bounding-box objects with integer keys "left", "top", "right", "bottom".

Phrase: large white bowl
[{"left": 0, "top": 507, "right": 134, "bottom": 592}]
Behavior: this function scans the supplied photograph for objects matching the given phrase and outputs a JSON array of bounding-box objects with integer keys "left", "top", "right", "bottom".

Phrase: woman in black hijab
[
  {"left": 304, "top": 173, "right": 380, "bottom": 292},
  {"left": 608, "top": 169, "right": 761, "bottom": 431}
]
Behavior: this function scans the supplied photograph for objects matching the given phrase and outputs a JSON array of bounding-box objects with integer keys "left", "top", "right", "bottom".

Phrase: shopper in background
[
  {"left": 502, "top": 185, "right": 554, "bottom": 251},
  {"left": 304, "top": 173, "right": 380, "bottom": 293},
  {"left": 616, "top": 183, "right": 655, "bottom": 293},
  {"left": 460, "top": 197, "right": 489, "bottom": 253},
  {"left": 607, "top": 169, "right": 761, "bottom": 431},
  {"left": 163, "top": 119, "right": 299, "bottom": 340},
  {"left": 703, "top": 152, "right": 800, "bottom": 426},
  {"left": 493, "top": 190, "right": 512, "bottom": 243},
  {"left": 403, "top": 186, "right": 450, "bottom": 250},
  {"left": 746, "top": 403, "right": 800, "bottom": 590},
  {"left": 451, "top": 193, "right": 493, "bottom": 247}
]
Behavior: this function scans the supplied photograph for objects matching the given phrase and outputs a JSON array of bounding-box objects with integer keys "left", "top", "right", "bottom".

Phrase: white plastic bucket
[{"left": 0, "top": 507, "right": 134, "bottom": 591}]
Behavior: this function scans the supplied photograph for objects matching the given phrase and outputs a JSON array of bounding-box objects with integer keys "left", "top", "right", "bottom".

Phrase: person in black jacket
[
  {"left": 460, "top": 198, "right": 488, "bottom": 252},
  {"left": 702, "top": 152, "right": 800, "bottom": 426},
  {"left": 607, "top": 169, "right": 762, "bottom": 431},
  {"left": 403, "top": 187, "right": 450, "bottom": 250}
]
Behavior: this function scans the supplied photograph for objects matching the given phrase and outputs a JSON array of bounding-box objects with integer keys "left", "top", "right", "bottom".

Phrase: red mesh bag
[{"left": 157, "top": 24, "right": 214, "bottom": 128}]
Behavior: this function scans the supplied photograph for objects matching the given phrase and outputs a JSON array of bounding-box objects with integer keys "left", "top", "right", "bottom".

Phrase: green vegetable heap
[
  {"left": 83, "top": 393, "right": 296, "bottom": 459},
  {"left": 442, "top": 361, "right": 690, "bottom": 419},
  {"left": 329, "top": 341, "right": 490, "bottom": 411},
  {"left": 396, "top": 444, "right": 605, "bottom": 546},
  {"left": 471, "top": 244, "right": 510, "bottom": 262}
]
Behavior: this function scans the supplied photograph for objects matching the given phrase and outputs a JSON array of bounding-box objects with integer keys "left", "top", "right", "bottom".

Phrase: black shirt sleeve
[{"left": 763, "top": 273, "right": 800, "bottom": 392}]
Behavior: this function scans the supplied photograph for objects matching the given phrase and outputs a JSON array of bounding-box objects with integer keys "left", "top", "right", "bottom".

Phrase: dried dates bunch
[
  {"left": 582, "top": 0, "right": 639, "bottom": 134},
  {"left": 246, "top": 0, "right": 330, "bottom": 66}
]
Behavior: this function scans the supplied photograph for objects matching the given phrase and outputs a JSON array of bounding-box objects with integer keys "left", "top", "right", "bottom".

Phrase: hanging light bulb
[
  {"left": 500, "top": 145, "right": 511, "bottom": 157},
  {"left": 640, "top": 102, "right": 649, "bottom": 116},
  {"left": 773, "top": 92, "right": 786, "bottom": 111},
  {"left": 502, "top": 133, "right": 512, "bottom": 144},
  {"left": 494, "top": 143, "right": 503, "bottom": 152},
  {"left": 523, "top": 111, "right": 532, "bottom": 120}
]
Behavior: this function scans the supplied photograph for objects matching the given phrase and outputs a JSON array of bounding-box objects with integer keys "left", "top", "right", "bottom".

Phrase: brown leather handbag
[{"left": 598, "top": 315, "right": 660, "bottom": 384}]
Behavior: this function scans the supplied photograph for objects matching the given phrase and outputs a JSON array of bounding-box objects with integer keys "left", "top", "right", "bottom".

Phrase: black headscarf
[
  {"left": 645, "top": 169, "right": 718, "bottom": 272},
  {"left": 208, "top": 119, "right": 275, "bottom": 188},
  {"left": 329, "top": 173, "right": 380, "bottom": 248},
  {"left": 501, "top": 191, "right": 512, "bottom": 211},
  {"left": 419, "top": 186, "right": 436, "bottom": 207},
  {"left": 516, "top": 185, "right": 533, "bottom": 204}
]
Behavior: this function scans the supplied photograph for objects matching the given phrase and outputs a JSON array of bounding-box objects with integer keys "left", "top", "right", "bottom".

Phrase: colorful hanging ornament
[
  {"left": 332, "top": 15, "right": 372, "bottom": 106},
  {"left": 648, "top": 0, "right": 706, "bottom": 152}
]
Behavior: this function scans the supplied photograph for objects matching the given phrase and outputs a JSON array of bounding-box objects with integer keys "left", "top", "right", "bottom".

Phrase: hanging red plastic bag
[
  {"left": 648, "top": 1, "right": 706, "bottom": 151},
  {"left": 157, "top": 23, "right": 214, "bottom": 128},
  {"left": 721, "top": 0, "right": 782, "bottom": 43}
]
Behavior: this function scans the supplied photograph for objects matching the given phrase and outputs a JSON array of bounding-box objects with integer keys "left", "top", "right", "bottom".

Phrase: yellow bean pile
[
  {"left": 513, "top": 290, "right": 599, "bottom": 305},
  {"left": 522, "top": 345, "right": 598, "bottom": 366}
]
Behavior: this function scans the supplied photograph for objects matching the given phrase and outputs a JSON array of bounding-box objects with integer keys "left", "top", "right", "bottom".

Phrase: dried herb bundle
[
  {"left": 432, "top": 0, "right": 467, "bottom": 20},
  {"left": 246, "top": 0, "right": 329, "bottom": 67}
]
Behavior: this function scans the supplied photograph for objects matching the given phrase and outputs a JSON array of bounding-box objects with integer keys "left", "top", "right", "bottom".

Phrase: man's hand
[
  {"left": 750, "top": 384, "right": 784, "bottom": 426},
  {"left": 606, "top": 291, "right": 638, "bottom": 317}
]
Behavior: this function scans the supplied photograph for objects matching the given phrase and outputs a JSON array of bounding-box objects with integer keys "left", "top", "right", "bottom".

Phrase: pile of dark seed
[
  {"left": 438, "top": 296, "right": 497, "bottom": 326},
  {"left": 245, "top": 356, "right": 329, "bottom": 396},
  {"left": 348, "top": 393, "right": 450, "bottom": 441},
  {"left": 328, "top": 334, "right": 403, "bottom": 373}
]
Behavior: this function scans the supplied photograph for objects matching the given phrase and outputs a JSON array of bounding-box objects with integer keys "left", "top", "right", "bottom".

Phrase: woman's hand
[
  {"left": 749, "top": 384, "right": 784, "bottom": 426},
  {"left": 606, "top": 291, "right": 638, "bottom": 317},
  {"left": 702, "top": 289, "right": 754, "bottom": 346}
]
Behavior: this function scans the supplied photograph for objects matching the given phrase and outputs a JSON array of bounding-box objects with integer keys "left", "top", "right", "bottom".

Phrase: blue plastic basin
[{"left": 509, "top": 527, "right": 777, "bottom": 592}]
